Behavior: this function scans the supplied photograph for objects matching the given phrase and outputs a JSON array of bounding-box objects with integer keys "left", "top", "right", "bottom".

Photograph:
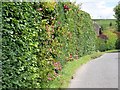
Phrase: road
[{"left": 69, "top": 52, "right": 118, "bottom": 88}]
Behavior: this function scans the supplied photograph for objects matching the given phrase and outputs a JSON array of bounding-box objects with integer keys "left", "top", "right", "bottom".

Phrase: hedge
[
  {"left": 114, "top": 3, "right": 120, "bottom": 32},
  {"left": 2, "top": 2, "right": 96, "bottom": 88},
  {"left": 114, "top": 3, "right": 120, "bottom": 49}
]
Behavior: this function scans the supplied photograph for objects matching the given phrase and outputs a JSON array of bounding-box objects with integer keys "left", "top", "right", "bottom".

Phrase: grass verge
[
  {"left": 105, "top": 49, "right": 120, "bottom": 53},
  {"left": 49, "top": 49, "right": 119, "bottom": 88},
  {"left": 49, "top": 51, "right": 105, "bottom": 88}
]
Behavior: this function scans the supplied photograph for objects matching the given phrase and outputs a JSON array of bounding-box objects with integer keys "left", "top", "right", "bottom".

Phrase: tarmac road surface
[{"left": 69, "top": 52, "right": 119, "bottom": 88}]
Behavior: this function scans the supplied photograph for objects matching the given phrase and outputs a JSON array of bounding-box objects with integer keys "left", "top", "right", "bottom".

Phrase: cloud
[
  {"left": 74, "top": 0, "right": 118, "bottom": 3},
  {"left": 79, "top": 1, "right": 118, "bottom": 19}
]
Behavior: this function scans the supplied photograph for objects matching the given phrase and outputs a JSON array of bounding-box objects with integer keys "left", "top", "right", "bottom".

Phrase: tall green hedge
[
  {"left": 114, "top": 3, "right": 120, "bottom": 31},
  {"left": 2, "top": 2, "right": 96, "bottom": 88},
  {"left": 114, "top": 3, "right": 120, "bottom": 49}
]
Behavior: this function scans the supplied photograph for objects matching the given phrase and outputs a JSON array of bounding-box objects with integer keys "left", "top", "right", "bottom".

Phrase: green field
[{"left": 93, "top": 19, "right": 117, "bottom": 31}]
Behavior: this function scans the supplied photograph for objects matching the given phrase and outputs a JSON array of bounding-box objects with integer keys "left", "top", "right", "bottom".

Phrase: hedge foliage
[
  {"left": 2, "top": 2, "right": 96, "bottom": 88},
  {"left": 114, "top": 3, "right": 120, "bottom": 49},
  {"left": 114, "top": 3, "right": 120, "bottom": 31}
]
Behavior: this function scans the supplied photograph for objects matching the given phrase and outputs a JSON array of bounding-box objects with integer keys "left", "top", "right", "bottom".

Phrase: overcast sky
[{"left": 70, "top": 0, "right": 119, "bottom": 19}]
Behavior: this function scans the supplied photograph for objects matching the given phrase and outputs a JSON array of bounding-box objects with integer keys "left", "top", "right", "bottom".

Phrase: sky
[{"left": 70, "top": 0, "right": 119, "bottom": 19}]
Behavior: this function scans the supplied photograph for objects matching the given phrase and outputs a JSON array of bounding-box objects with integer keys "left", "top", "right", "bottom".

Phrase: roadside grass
[
  {"left": 49, "top": 49, "right": 119, "bottom": 88},
  {"left": 105, "top": 49, "right": 120, "bottom": 53},
  {"left": 49, "top": 51, "right": 105, "bottom": 88}
]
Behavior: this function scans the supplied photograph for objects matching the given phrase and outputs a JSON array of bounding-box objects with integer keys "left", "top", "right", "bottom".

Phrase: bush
[
  {"left": 2, "top": 2, "right": 96, "bottom": 88},
  {"left": 96, "top": 31, "right": 118, "bottom": 51},
  {"left": 105, "top": 31, "right": 118, "bottom": 50},
  {"left": 96, "top": 36, "right": 107, "bottom": 51},
  {"left": 113, "top": 31, "right": 120, "bottom": 49}
]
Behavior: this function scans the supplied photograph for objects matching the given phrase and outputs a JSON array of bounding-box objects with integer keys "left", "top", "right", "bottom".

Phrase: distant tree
[
  {"left": 99, "top": 26, "right": 103, "bottom": 34},
  {"left": 109, "top": 22, "right": 112, "bottom": 27}
]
